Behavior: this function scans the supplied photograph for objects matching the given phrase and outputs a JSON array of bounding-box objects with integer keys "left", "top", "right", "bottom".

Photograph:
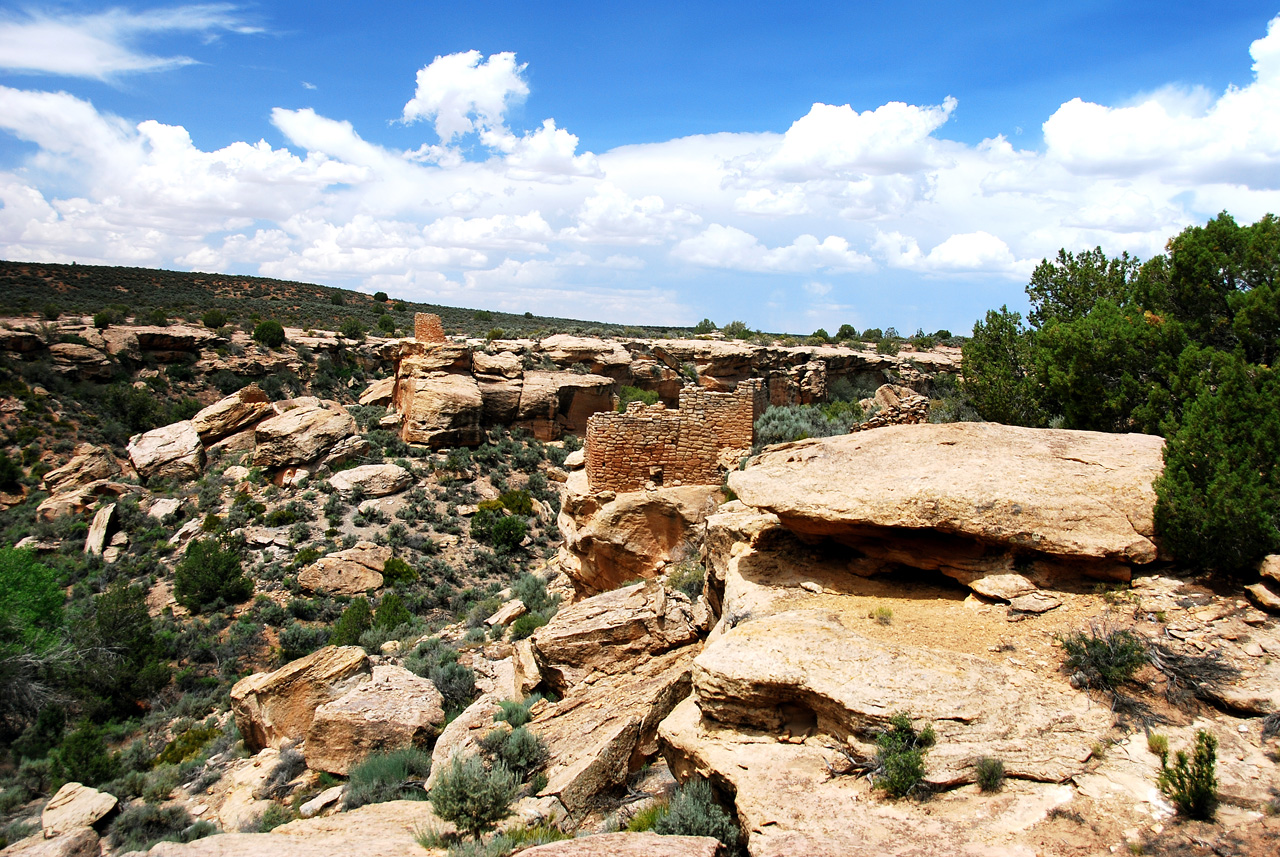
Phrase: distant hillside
[{"left": 0, "top": 260, "right": 693, "bottom": 340}]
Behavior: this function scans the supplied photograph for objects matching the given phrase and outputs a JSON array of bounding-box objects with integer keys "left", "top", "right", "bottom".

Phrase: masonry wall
[
  {"left": 414, "top": 313, "right": 445, "bottom": 343},
  {"left": 586, "top": 379, "right": 765, "bottom": 492}
]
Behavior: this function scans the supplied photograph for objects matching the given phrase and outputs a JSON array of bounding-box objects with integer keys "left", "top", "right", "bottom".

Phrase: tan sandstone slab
[
  {"left": 40, "top": 782, "right": 117, "bottom": 835},
  {"left": 252, "top": 402, "right": 356, "bottom": 468},
  {"left": 127, "top": 420, "right": 205, "bottom": 481},
  {"left": 519, "top": 832, "right": 722, "bottom": 856},
  {"left": 327, "top": 464, "right": 412, "bottom": 497},
  {"left": 230, "top": 645, "right": 369, "bottom": 751},
  {"left": 305, "top": 664, "right": 445, "bottom": 775},
  {"left": 730, "top": 423, "right": 1164, "bottom": 565},
  {"left": 192, "top": 385, "right": 271, "bottom": 442},
  {"left": 296, "top": 542, "right": 389, "bottom": 596}
]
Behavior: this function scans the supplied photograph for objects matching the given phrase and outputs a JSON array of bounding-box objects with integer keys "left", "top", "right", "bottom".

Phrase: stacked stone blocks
[
  {"left": 413, "top": 313, "right": 445, "bottom": 343},
  {"left": 586, "top": 380, "right": 765, "bottom": 492}
]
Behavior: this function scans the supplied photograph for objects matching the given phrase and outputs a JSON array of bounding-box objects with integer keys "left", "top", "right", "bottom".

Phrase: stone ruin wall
[
  {"left": 414, "top": 312, "right": 446, "bottom": 343},
  {"left": 586, "top": 380, "right": 765, "bottom": 492}
]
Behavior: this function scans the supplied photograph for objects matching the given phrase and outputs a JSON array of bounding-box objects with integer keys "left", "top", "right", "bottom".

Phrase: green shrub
[
  {"left": 652, "top": 778, "right": 739, "bottom": 850},
  {"left": 497, "top": 489, "right": 533, "bottom": 515},
  {"left": 343, "top": 746, "right": 431, "bottom": 809},
  {"left": 374, "top": 593, "right": 412, "bottom": 630},
  {"left": 975, "top": 756, "right": 1005, "bottom": 792},
  {"left": 1158, "top": 730, "right": 1218, "bottom": 820},
  {"left": 493, "top": 727, "right": 545, "bottom": 777},
  {"left": 329, "top": 598, "right": 373, "bottom": 647},
  {"left": 489, "top": 515, "right": 528, "bottom": 553},
  {"left": 51, "top": 721, "right": 118, "bottom": 787},
  {"left": 378, "top": 314, "right": 395, "bottom": 333},
  {"left": 108, "top": 804, "right": 212, "bottom": 852},
  {"left": 339, "top": 318, "right": 366, "bottom": 340},
  {"left": 873, "top": 712, "right": 935, "bottom": 798},
  {"left": 693, "top": 318, "right": 716, "bottom": 334},
  {"left": 278, "top": 622, "right": 328, "bottom": 663},
  {"left": 509, "top": 612, "right": 547, "bottom": 641},
  {"left": 429, "top": 756, "right": 518, "bottom": 840},
  {"left": 202, "top": 308, "right": 227, "bottom": 329},
  {"left": 174, "top": 539, "right": 252, "bottom": 613},
  {"left": 617, "top": 385, "right": 660, "bottom": 411},
  {"left": 252, "top": 320, "right": 286, "bottom": 348},
  {"left": 626, "top": 799, "right": 669, "bottom": 831},
  {"left": 373, "top": 291, "right": 388, "bottom": 302},
  {"left": 754, "top": 404, "right": 854, "bottom": 446},
  {"left": 666, "top": 561, "right": 705, "bottom": 600},
  {"left": 1056, "top": 626, "right": 1147, "bottom": 691},
  {"left": 154, "top": 725, "right": 218, "bottom": 767},
  {"left": 246, "top": 803, "right": 293, "bottom": 832}
]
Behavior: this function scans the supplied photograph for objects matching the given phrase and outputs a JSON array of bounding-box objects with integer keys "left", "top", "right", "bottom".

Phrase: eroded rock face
[
  {"left": 531, "top": 580, "right": 700, "bottom": 693},
  {"left": 516, "top": 371, "right": 614, "bottom": 439},
  {"left": 558, "top": 471, "right": 722, "bottom": 596},
  {"left": 305, "top": 665, "right": 444, "bottom": 775},
  {"left": 730, "top": 423, "right": 1164, "bottom": 582},
  {"left": 533, "top": 647, "right": 698, "bottom": 813},
  {"left": 327, "top": 464, "right": 412, "bottom": 497},
  {"left": 127, "top": 420, "right": 205, "bottom": 481},
  {"left": 688, "top": 610, "right": 1110, "bottom": 784},
  {"left": 192, "top": 385, "right": 271, "bottom": 442},
  {"left": 252, "top": 402, "right": 356, "bottom": 468},
  {"left": 3, "top": 827, "right": 100, "bottom": 857},
  {"left": 230, "top": 646, "right": 370, "bottom": 751},
  {"left": 49, "top": 343, "right": 112, "bottom": 379},
  {"left": 395, "top": 372, "right": 483, "bottom": 448},
  {"left": 357, "top": 377, "right": 395, "bottom": 406},
  {"left": 296, "top": 542, "right": 389, "bottom": 595},
  {"left": 42, "top": 443, "right": 121, "bottom": 493},
  {"left": 83, "top": 503, "right": 116, "bottom": 555}
]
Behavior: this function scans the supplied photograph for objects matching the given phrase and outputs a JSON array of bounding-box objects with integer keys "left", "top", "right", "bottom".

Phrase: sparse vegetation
[
  {"left": 975, "top": 756, "right": 1005, "bottom": 792},
  {"left": 1157, "top": 730, "right": 1218, "bottom": 820},
  {"left": 428, "top": 755, "right": 518, "bottom": 840},
  {"left": 872, "top": 712, "right": 936, "bottom": 798},
  {"left": 1056, "top": 626, "right": 1148, "bottom": 692},
  {"left": 652, "top": 778, "right": 740, "bottom": 852}
]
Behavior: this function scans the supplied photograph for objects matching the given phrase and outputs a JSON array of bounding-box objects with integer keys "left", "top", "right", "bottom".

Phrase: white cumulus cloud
[{"left": 673, "top": 224, "right": 872, "bottom": 273}]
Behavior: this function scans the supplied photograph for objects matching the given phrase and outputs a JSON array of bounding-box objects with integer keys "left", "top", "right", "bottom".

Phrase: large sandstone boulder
[
  {"left": 558, "top": 472, "right": 722, "bottom": 596},
  {"left": 3, "top": 828, "right": 100, "bottom": 857},
  {"left": 538, "top": 335, "right": 633, "bottom": 375},
  {"left": 132, "top": 324, "right": 220, "bottom": 354},
  {"left": 40, "top": 782, "right": 117, "bottom": 835},
  {"left": 305, "top": 665, "right": 445, "bottom": 775},
  {"left": 83, "top": 503, "right": 116, "bottom": 556},
  {"left": 36, "top": 480, "right": 138, "bottom": 521},
  {"left": 42, "top": 443, "right": 121, "bottom": 493},
  {"left": 230, "top": 646, "right": 370, "bottom": 751},
  {"left": 516, "top": 371, "right": 614, "bottom": 438},
  {"left": 192, "top": 385, "right": 272, "bottom": 442},
  {"left": 357, "top": 377, "right": 395, "bottom": 406},
  {"left": 252, "top": 402, "right": 356, "bottom": 468},
  {"left": 395, "top": 373, "right": 484, "bottom": 448},
  {"left": 127, "top": 421, "right": 205, "bottom": 481},
  {"left": 730, "top": 423, "right": 1164, "bottom": 583},
  {"left": 531, "top": 580, "right": 700, "bottom": 693},
  {"left": 327, "top": 464, "right": 412, "bottom": 497},
  {"left": 296, "top": 542, "right": 389, "bottom": 595}
]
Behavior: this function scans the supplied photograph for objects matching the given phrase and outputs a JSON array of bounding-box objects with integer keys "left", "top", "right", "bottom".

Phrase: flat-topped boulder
[
  {"left": 730, "top": 423, "right": 1164, "bottom": 578},
  {"left": 41, "top": 782, "right": 117, "bottom": 835},
  {"left": 42, "top": 443, "right": 122, "bottom": 493},
  {"left": 327, "top": 463, "right": 412, "bottom": 497},
  {"left": 297, "top": 542, "right": 389, "bottom": 595}
]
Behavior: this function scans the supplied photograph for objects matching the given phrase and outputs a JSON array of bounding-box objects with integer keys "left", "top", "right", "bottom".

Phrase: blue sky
[{"left": 1, "top": 2, "right": 1279, "bottom": 334}]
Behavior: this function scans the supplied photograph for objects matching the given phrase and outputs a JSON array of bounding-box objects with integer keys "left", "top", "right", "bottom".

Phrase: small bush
[
  {"left": 252, "top": 320, "right": 286, "bottom": 348},
  {"left": 175, "top": 539, "right": 252, "bottom": 613},
  {"left": 652, "top": 778, "right": 739, "bottom": 851},
  {"left": 154, "top": 725, "right": 218, "bottom": 767},
  {"left": 382, "top": 556, "right": 417, "bottom": 585},
  {"left": 202, "top": 308, "right": 227, "bottom": 329},
  {"left": 509, "top": 612, "right": 547, "bottom": 641},
  {"left": 617, "top": 386, "right": 660, "bottom": 411},
  {"left": 343, "top": 746, "right": 431, "bottom": 809},
  {"left": 871, "top": 606, "right": 893, "bottom": 625},
  {"left": 1147, "top": 733, "right": 1169, "bottom": 757},
  {"left": 494, "top": 697, "right": 538, "bottom": 728},
  {"left": 429, "top": 756, "right": 518, "bottom": 840},
  {"left": 1057, "top": 626, "right": 1148, "bottom": 691},
  {"left": 873, "top": 712, "right": 935, "bottom": 798},
  {"left": 975, "top": 756, "right": 1005, "bottom": 792},
  {"left": 666, "top": 561, "right": 705, "bottom": 601},
  {"left": 329, "top": 598, "right": 373, "bottom": 647},
  {"left": 109, "top": 804, "right": 211, "bottom": 852},
  {"left": 339, "top": 318, "right": 366, "bottom": 340},
  {"left": 1158, "top": 730, "right": 1218, "bottom": 820},
  {"left": 626, "top": 799, "right": 669, "bottom": 832},
  {"left": 50, "top": 721, "right": 119, "bottom": 787}
]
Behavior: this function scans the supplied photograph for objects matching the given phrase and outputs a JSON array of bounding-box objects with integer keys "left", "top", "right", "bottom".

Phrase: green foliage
[
  {"left": 1155, "top": 358, "right": 1280, "bottom": 572},
  {"left": 1158, "top": 730, "right": 1218, "bottom": 820},
  {"left": 343, "top": 746, "right": 431, "bottom": 809},
  {"left": 252, "top": 320, "right": 286, "bottom": 348},
  {"left": 1026, "top": 246, "right": 1141, "bottom": 329},
  {"left": 873, "top": 712, "right": 936, "bottom": 798},
  {"left": 666, "top": 561, "right": 705, "bottom": 600},
  {"left": 0, "top": 449, "right": 23, "bottom": 490},
  {"left": 429, "top": 756, "right": 518, "bottom": 840},
  {"left": 51, "top": 721, "right": 119, "bottom": 787},
  {"left": 72, "top": 580, "right": 171, "bottom": 719},
  {"left": 835, "top": 323, "right": 858, "bottom": 341},
  {"left": 378, "top": 313, "right": 396, "bottom": 333},
  {"left": 754, "top": 404, "right": 855, "bottom": 446},
  {"left": 652, "top": 778, "right": 740, "bottom": 850},
  {"left": 339, "top": 317, "right": 366, "bottom": 340},
  {"left": 175, "top": 539, "right": 252, "bottom": 613},
  {"left": 1056, "top": 626, "right": 1147, "bottom": 691},
  {"left": 278, "top": 622, "right": 328, "bottom": 663},
  {"left": 497, "top": 489, "right": 533, "bottom": 516},
  {"left": 482, "top": 726, "right": 546, "bottom": 777},
  {"left": 811, "top": 327, "right": 831, "bottom": 342},
  {"left": 617, "top": 385, "right": 660, "bottom": 411},
  {"left": 0, "top": 548, "right": 64, "bottom": 654},
  {"left": 626, "top": 799, "right": 669, "bottom": 832},
  {"left": 154, "top": 725, "right": 218, "bottom": 767},
  {"left": 975, "top": 756, "right": 1005, "bottom": 792},
  {"left": 373, "top": 290, "right": 389, "bottom": 302},
  {"left": 693, "top": 318, "right": 716, "bottom": 334},
  {"left": 108, "top": 803, "right": 212, "bottom": 852},
  {"left": 374, "top": 592, "right": 412, "bottom": 630},
  {"left": 381, "top": 555, "right": 417, "bottom": 585},
  {"left": 961, "top": 306, "right": 1043, "bottom": 426},
  {"left": 329, "top": 598, "right": 373, "bottom": 647},
  {"left": 201, "top": 308, "right": 227, "bottom": 329},
  {"left": 722, "top": 320, "right": 750, "bottom": 339}
]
